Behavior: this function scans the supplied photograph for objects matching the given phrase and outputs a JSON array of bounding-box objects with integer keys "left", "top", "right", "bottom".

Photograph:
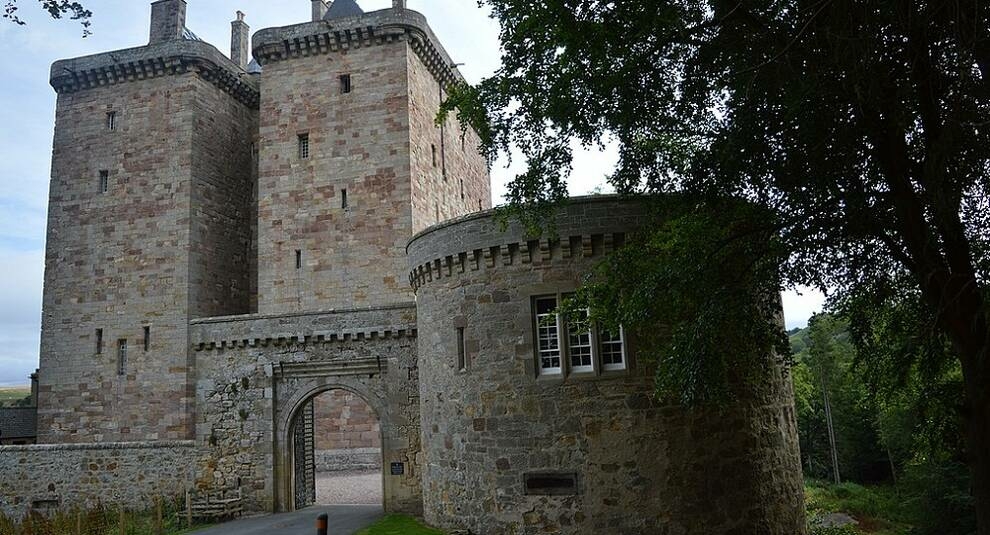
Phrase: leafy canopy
[
  {"left": 3, "top": 0, "right": 92, "bottom": 36},
  {"left": 446, "top": 1, "right": 990, "bottom": 403}
]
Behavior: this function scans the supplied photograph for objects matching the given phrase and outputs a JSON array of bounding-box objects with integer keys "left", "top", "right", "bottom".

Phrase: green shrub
[{"left": 901, "top": 460, "right": 976, "bottom": 535}]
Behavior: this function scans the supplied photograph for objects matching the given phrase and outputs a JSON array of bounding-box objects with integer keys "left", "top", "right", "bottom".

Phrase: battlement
[
  {"left": 50, "top": 39, "right": 259, "bottom": 107},
  {"left": 406, "top": 196, "right": 651, "bottom": 291},
  {"left": 252, "top": 8, "right": 465, "bottom": 87}
]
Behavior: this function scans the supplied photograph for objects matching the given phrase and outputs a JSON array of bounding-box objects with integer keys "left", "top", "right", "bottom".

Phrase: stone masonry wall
[
  {"left": 408, "top": 196, "right": 807, "bottom": 535},
  {"left": 255, "top": 40, "right": 415, "bottom": 314},
  {"left": 189, "top": 75, "right": 258, "bottom": 319},
  {"left": 407, "top": 45, "right": 491, "bottom": 233},
  {"left": 190, "top": 305, "right": 421, "bottom": 514},
  {"left": 314, "top": 390, "right": 381, "bottom": 450},
  {"left": 39, "top": 74, "right": 198, "bottom": 444},
  {"left": 0, "top": 441, "right": 197, "bottom": 519},
  {"left": 313, "top": 390, "right": 382, "bottom": 472}
]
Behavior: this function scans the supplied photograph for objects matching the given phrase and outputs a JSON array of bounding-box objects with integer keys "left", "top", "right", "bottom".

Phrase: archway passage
[
  {"left": 313, "top": 390, "right": 383, "bottom": 505},
  {"left": 290, "top": 388, "right": 383, "bottom": 510}
]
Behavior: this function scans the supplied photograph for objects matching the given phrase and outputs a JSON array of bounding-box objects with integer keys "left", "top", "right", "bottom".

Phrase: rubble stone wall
[
  {"left": 0, "top": 441, "right": 197, "bottom": 519},
  {"left": 408, "top": 196, "right": 807, "bottom": 535}
]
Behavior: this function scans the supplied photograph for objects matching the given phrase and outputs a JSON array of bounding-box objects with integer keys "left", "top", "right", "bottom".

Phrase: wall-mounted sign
[{"left": 390, "top": 462, "right": 405, "bottom": 476}]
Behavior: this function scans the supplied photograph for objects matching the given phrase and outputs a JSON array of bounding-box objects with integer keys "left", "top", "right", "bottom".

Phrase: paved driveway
[{"left": 190, "top": 505, "right": 383, "bottom": 535}]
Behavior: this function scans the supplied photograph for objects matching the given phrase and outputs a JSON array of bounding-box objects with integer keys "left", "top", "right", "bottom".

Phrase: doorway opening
[{"left": 290, "top": 388, "right": 383, "bottom": 508}]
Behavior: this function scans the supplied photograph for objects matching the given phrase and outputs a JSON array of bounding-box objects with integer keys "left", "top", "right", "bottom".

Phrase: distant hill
[
  {"left": 0, "top": 387, "right": 31, "bottom": 407},
  {"left": 789, "top": 325, "right": 811, "bottom": 355}
]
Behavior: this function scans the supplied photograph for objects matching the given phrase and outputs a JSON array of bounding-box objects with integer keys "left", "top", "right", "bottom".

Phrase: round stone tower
[{"left": 407, "top": 195, "right": 806, "bottom": 535}]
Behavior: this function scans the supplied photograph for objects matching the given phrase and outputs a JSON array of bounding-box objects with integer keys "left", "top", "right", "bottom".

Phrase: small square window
[
  {"left": 106, "top": 111, "right": 116, "bottom": 131},
  {"left": 99, "top": 170, "right": 109, "bottom": 193},
  {"left": 298, "top": 134, "right": 310, "bottom": 159},
  {"left": 340, "top": 74, "right": 352, "bottom": 94}
]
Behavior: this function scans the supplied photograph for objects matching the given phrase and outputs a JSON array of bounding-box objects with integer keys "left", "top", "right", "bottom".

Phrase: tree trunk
[
  {"left": 821, "top": 378, "right": 841, "bottom": 485},
  {"left": 961, "top": 355, "right": 990, "bottom": 535}
]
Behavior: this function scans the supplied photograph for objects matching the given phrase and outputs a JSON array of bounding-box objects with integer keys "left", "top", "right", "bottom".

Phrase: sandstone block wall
[
  {"left": 40, "top": 39, "right": 259, "bottom": 443},
  {"left": 255, "top": 40, "right": 415, "bottom": 313},
  {"left": 40, "top": 74, "right": 200, "bottom": 444},
  {"left": 0, "top": 441, "right": 197, "bottom": 519},
  {"left": 408, "top": 196, "right": 807, "bottom": 535},
  {"left": 253, "top": 8, "right": 490, "bottom": 314},
  {"left": 314, "top": 389, "right": 382, "bottom": 451}
]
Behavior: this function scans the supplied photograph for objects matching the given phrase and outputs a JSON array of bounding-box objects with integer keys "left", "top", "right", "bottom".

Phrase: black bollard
[{"left": 317, "top": 513, "right": 328, "bottom": 535}]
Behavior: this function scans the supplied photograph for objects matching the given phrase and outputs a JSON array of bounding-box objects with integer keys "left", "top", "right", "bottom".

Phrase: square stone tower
[
  {"left": 252, "top": 2, "right": 491, "bottom": 314},
  {"left": 39, "top": 0, "right": 259, "bottom": 443}
]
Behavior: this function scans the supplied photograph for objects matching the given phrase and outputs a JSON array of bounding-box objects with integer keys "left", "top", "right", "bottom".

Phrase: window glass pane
[
  {"left": 601, "top": 328, "right": 625, "bottom": 370},
  {"left": 568, "top": 309, "right": 593, "bottom": 371},
  {"left": 535, "top": 297, "right": 561, "bottom": 374}
]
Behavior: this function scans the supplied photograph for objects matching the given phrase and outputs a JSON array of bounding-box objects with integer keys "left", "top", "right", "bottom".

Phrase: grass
[
  {"left": 806, "top": 480, "right": 912, "bottom": 535},
  {"left": 0, "top": 387, "right": 30, "bottom": 407},
  {"left": 354, "top": 514, "right": 444, "bottom": 535}
]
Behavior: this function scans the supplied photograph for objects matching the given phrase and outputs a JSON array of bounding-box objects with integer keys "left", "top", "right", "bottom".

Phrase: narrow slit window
[
  {"left": 117, "top": 339, "right": 128, "bottom": 376},
  {"left": 106, "top": 111, "right": 116, "bottom": 131},
  {"left": 478, "top": 200, "right": 483, "bottom": 211},
  {"left": 431, "top": 145, "right": 437, "bottom": 167},
  {"left": 535, "top": 296, "right": 562, "bottom": 375},
  {"left": 99, "top": 170, "right": 109, "bottom": 194},
  {"left": 567, "top": 309, "right": 593, "bottom": 373},
  {"left": 143, "top": 326, "right": 150, "bottom": 352},
  {"left": 341, "top": 188, "right": 348, "bottom": 209},
  {"left": 460, "top": 178, "right": 465, "bottom": 200},
  {"left": 601, "top": 327, "right": 626, "bottom": 371},
  {"left": 95, "top": 329, "right": 103, "bottom": 354},
  {"left": 298, "top": 134, "right": 310, "bottom": 159},
  {"left": 340, "top": 74, "right": 352, "bottom": 94},
  {"left": 295, "top": 250, "right": 302, "bottom": 270},
  {"left": 457, "top": 327, "right": 466, "bottom": 372}
]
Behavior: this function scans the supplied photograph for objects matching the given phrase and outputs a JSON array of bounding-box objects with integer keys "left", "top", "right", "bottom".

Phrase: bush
[
  {"left": 901, "top": 460, "right": 976, "bottom": 535},
  {"left": 809, "top": 527, "right": 860, "bottom": 535}
]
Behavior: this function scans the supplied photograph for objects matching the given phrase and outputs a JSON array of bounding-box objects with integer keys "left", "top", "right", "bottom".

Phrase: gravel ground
[{"left": 316, "top": 470, "right": 383, "bottom": 505}]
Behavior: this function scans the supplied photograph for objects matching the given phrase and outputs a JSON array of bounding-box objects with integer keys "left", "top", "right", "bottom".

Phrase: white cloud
[{"left": 782, "top": 287, "right": 827, "bottom": 330}]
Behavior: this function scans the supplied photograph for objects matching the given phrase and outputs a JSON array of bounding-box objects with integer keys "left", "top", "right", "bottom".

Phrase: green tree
[
  {"left": 2, "top": 0, "right": 91, "bottom": 35},
  {"left": 446, "top": 0, "right": 990, "bottom": 529}
]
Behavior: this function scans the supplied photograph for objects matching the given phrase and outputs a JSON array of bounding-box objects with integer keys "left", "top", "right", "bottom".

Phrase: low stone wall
[
  {"left": 0, "top": 441, "right": 198, "bottom": 519},
  {"left": 315, "top": 448, "right": 382, "bottom": 472}
]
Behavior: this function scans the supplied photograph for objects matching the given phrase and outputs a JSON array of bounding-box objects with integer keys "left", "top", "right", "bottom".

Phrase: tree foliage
[
  {"left": 3, "top": 0, "right": 91, "bottom": 36},
  {"left": 448, "top": 0, "right": 990, "bottom": 527}
]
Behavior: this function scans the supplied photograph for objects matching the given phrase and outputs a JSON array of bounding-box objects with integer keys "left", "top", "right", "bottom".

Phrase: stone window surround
[{"left": 531, "top": 293, "right": 628, "bottom": 380}]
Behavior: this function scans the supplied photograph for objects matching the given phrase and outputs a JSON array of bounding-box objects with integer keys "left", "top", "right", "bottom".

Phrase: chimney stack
[
  {"left": 312, "top": 0, "right": 328, "bottom": 21},
  {"left": 231, "top": 11, "right": 250, "bottom": 69},
  {"left": 149, "top": 0, "right": 187, "bottom": 44},
  {"left": 30, "top": 370, "right": 38, "bottom": 407},
  {"left": 393, "top": 0, "right": 406, "bottom": 9}
]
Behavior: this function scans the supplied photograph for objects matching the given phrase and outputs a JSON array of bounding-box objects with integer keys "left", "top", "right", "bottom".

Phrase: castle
[{"left": 0, "top": 1, "right": 807, "bottom": 533}]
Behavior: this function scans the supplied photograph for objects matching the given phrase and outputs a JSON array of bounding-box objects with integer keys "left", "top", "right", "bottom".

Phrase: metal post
[{"left": 317, "top": 513, "right": 328, "bottom": 535}]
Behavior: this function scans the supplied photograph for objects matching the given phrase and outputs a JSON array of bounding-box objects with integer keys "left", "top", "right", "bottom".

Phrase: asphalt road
[{"left": 190, "top": 505, "right": 383, "bottom": 535}]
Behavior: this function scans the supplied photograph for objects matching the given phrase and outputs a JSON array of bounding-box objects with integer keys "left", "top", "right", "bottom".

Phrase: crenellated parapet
[
  {"left": 406, "top": 195, "right": 652, "bottom": 291},
  {"left": 252, "top": 8, "right": 463, "bottom": 87},
  {"left": 50, "top": 40, "right": 260, "bottom": 107},
  {"left": 190, "top": 304, "right": 418, "bottom": 352}
]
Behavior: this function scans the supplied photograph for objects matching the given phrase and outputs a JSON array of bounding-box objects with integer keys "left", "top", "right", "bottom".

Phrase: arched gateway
[{"left": 189, "top": 305, "right": 423, "bottom": 515}]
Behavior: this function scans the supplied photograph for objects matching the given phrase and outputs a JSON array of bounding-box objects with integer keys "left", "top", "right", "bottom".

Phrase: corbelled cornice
[
  {"left": 50, "top": 40, "right": 260, "bottom": 108},
  {"left": 252, "top": 8, "right": 464, "bottom": 88}
]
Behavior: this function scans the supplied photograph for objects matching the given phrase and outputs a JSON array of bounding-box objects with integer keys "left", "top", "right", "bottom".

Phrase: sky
[{"left": 0, "top": 0, "right": 824, "bottom": 386}]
